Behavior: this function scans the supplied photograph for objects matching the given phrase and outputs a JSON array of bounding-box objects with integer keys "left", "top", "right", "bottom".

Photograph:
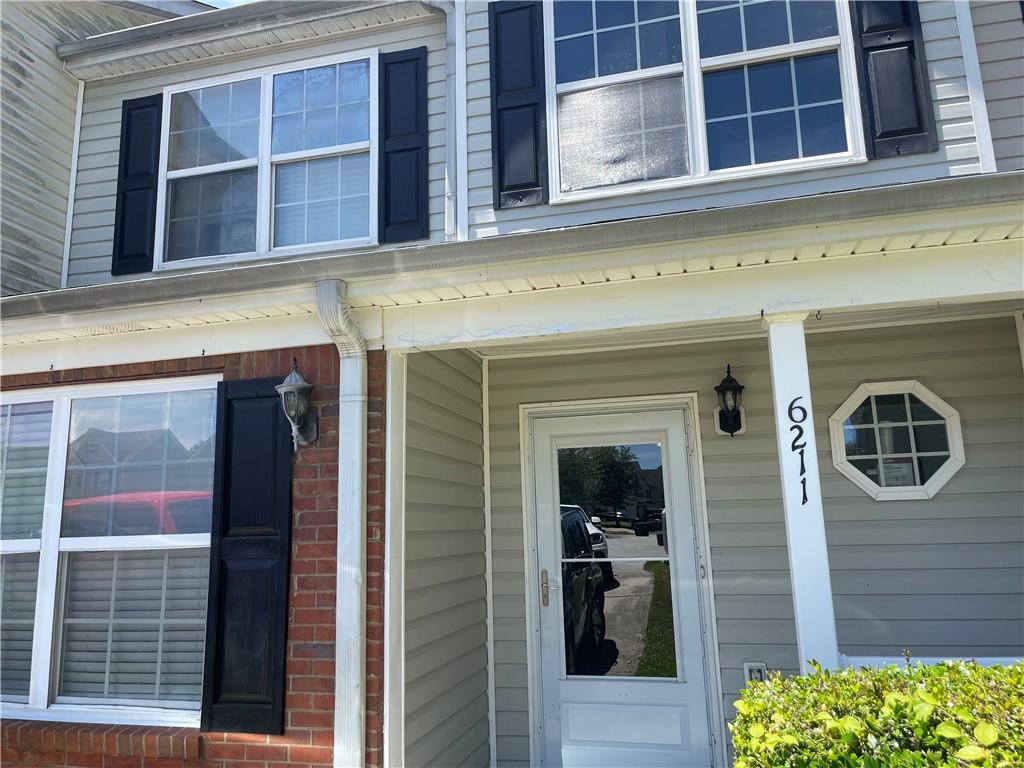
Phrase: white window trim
[
  {"left": 153, "top": 49, "right": 379, "bottom": 272},
  {"left": 543, "top": 0, "right": 866, "bottom": 204},
  {"left": 828, "top": 380, "right": 966, "bottom": 502},
  {"left": 0, "top": 374, "right": 221, "bottom": 727}
]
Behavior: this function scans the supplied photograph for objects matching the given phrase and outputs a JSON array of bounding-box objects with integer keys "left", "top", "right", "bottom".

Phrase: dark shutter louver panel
[
  {"left": 489, "top": 1, "right": 548, "bottom": 208},
  {"left": 201, "top": 378, "right": 293, "bottom": 735},
  {"left": 111, "top": 94, "right": 163, "bottom": 276},
  {"left": 378, "top": 47, "right": 429, "bottom": 243},
  {"left": 851, "top": 1, "right": 938, "bottom": 159}
]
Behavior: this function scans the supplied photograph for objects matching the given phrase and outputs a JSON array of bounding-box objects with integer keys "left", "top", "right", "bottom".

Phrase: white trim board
[
  {"left": 954, "top": 1, "right": 998, "bottom": 174},
  {"left": 481, "top": 356, "right": 498, "bottom": 768},
  {"left": 376, "top": 241, "right": 1024, "bottom": 352},
  {"left": 383, "top": 351, "right": 407, "bottom": 768},
  {"left": 60, "top": 80, "right": 85, "bottom": 290}
]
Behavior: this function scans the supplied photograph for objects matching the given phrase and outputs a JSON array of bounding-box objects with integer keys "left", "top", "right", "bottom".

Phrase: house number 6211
[{"left": 788, "top": 396, "right": 808, "bottom": 505}]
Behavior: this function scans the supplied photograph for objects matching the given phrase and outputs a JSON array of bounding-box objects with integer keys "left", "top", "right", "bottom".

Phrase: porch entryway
[
  {"left": 387, "top": 309, "right": 1024, "bottom": 768},
  {"left": 527, "top": 401, "right": 717, "bottom": 767}
]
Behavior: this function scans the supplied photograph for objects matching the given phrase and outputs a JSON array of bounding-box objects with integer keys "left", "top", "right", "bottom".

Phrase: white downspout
[{"left": 316, "top": 279, "right": 368, "bottom": 768}]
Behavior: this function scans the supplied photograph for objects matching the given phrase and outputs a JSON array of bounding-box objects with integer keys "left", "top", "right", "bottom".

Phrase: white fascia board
[
  {"left": 0, "top": 313, "right": 320, "bottom": 377},
  {"left": 377, "top": 239, "right": 1024, "bottom": 351}
]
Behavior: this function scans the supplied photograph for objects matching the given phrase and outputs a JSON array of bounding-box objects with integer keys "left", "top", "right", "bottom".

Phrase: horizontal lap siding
[
  {"left": 463, "top": 0, "right": 981, "bottom": 239},
  {"left": 971, "top": 0, "right": 1024, "bottom": 170},
  {"left": 404, "top": 350, "right": 490, "bottom": 768},
  {"left": 0, "top": 2, "right": 162, "bottom": 295},
  {"left": 67, "top": 18, "right": 448, "bottom": 287},
  {"left": 486, "top": 338, "right": 797, "bottom": 767},
  {"left": 486, "top": 317, "right": 1024, "bottom": 766},
  {"left": 808, "top": 317, "right": 1024, "bottom": 658}
]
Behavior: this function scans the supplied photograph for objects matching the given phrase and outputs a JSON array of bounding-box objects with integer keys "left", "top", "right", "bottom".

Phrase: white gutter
[{"left": 316, "top": 279, "right": 368, "bottom": 768}]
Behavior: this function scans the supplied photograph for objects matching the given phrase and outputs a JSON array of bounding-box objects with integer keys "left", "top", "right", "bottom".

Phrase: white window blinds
[
  {"left": 58, "top": 549, "right": 210, "bottom": 705},
  {"left": 0, "top": 402, "right": 53, "bottom": 540},
  {"left": 0, "top": 553, "right": 39, "bottom": 701}
]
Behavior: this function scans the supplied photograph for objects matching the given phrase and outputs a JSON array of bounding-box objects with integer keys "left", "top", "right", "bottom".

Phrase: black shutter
[
  {"left": 489, "top": 1, "right": 548, "bottom": 208},
  {"left": 379, "top": 47, "right": 429, "bottom": 243},
  {"left": 202, "top": 377, "right": 293, "bottom": 735},
  {"left": 851, "top": 1, "right": 938, "bottom": 159},
  {"left": 111, "top": 94, "right": 162, "bottom": 276}
]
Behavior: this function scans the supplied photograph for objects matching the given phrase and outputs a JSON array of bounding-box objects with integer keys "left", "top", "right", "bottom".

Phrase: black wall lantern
[
  {"left": 276, "top": 359, "right": 318, "bottom": 449},
  {"left": 714, "top": 365, "right": 745, "bottom": 437}
]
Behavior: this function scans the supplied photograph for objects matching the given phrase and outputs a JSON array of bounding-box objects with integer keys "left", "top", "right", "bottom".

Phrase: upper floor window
[
  {"left": 546, "top": 0, "right": 862, "bottom": 198},
  {"left": 157, "top": 52, "right": 377, "bottom": 268}
]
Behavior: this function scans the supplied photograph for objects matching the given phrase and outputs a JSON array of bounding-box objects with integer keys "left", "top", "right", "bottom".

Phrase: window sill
[
  {"left": 548, "top": 152, "right": 867, "bottom": 206},
  {"left": 154, "top": 237, "right": 378, "bottom": 272},
  {"left": 0, "top": 703, "right": 199, "bottom": 729},
  {"left": 1, "top": 717, "right": 201, "bottom": 761}
]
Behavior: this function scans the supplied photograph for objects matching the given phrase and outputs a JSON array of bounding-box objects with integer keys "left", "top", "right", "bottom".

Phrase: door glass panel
[{"left": 557, "top": 443, "right": 677, "bottom": 678}]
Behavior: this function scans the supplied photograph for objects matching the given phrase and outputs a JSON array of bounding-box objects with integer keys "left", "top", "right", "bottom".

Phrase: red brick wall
[{"left": 1, "top": 347, "right": 387, "bottom": 768}]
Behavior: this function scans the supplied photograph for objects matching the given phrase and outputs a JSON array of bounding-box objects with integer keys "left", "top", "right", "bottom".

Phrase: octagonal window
[{"left": 829, "top": 382, "right": 964, "bottom": 500}]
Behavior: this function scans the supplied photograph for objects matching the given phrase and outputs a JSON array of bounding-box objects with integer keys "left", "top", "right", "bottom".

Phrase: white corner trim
[
  {"left": 383, "top": 351, "right": 407, "bottom": 768},
  {"left": 481, "top": 357, "right": 498, "bottom": 768},
  {"left": 455, "top": 0, "right": 469, "bottom": 242},
  {"left": 316, "top": 280, "right": 369, "bottom": 768},
  {"left": 827, "top": 380, "right": 966, "bottom": 502},
  {"left": 954, "top": 1, "right": 998, "bottom": 174},
  {"left": 60, "top": 79, "right": 85, "bottom": 290}
]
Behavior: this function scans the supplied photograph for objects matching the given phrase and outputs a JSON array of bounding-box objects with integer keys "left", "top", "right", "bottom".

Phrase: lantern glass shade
[
  {"left": 714, "top": 365, "right": 745, "bottom": 436},
  {"left": 715, "top": 365, "right": 744, "bottom": 412},
  {"left": 276, "top": 360, "right": 317, "bottom": 448}
]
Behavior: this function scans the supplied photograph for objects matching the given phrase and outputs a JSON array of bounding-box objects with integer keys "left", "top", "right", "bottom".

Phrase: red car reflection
[{"left": 62, "top": 491, "right": 213, "bottom": 536}]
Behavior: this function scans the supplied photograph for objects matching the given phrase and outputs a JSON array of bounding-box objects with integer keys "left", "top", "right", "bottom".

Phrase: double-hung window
[
  {"left": 0, "top": 377, "right": 218, "bottom": 724},
  {"left": 157, "top": 52, "right": 376, "bottom": 268},
  {"left": 545, "top": 0, "right": 863, "bottom": 199}
]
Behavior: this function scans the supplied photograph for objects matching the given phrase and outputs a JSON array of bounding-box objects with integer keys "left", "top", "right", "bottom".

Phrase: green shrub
[{"left": 731, "top": 661, "right": 1024, "bottom": 768}]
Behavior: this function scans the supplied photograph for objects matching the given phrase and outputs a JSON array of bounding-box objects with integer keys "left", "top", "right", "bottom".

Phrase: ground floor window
[
  {"left": 0, "top": 376, "right": 217, "bottom": 716},
  {"left": 828, "top": 380, "right": 965, "bottom": 501}
]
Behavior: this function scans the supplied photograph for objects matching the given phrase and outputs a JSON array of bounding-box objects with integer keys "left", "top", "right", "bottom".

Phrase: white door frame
[{"left": 518, "top": 393, "right": 728, "bottom": 768}]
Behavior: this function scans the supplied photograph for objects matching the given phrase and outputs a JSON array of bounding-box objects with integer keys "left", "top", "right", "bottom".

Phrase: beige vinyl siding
[
  {"left": 404, "top": 350, "right": 490, "bottom": 768},
  {"left": 66, "top": 16, "right": 448, "bottom": 287},
  {"left": 485, "top": 316, "right": 1023, "bottom": 767},
  {"left": 464, "top": 0, "right": 983, "bottom": 239},
  {"left": 0, "top": 1, "right": 165, "bottom": 295},
  {"left": 810, "top": 317, "right": 1024, "bottom": 658},
  {"left": 971, "top": 0, "right": 1024, "bottom": 170},
  {"left": 487, "top": 337, "right": 798, "bottom": 767}
]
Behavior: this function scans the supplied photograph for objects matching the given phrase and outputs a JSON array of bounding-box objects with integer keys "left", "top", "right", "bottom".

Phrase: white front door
[{"left": 531, "top": 407, "right": 713, "bottom": 767}]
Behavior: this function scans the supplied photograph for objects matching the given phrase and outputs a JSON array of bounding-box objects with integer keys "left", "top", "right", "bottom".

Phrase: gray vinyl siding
[
  {"left": 404, "top": 350, "right": 490, "bottom": 768},
  {"left": 0, "top": 1, "right": 164, "bottom": 295},
  {"left": 486, "top": 337, "right": 799, "bottom": 767},
  {"left": 66, "top": 16, "right": 448, "bottom": 287},
  {"left": 464, "top": 0, "right": 983, "bottom": 239},
  {"left": 486, "top": 317, "right": 1024, "bottom": 767},
  {"left": 810, "top": 317, "right": 1024, "bottom": 658},
  {"left": 971, "top": 0, "right": 1024, "bottom": 171}
]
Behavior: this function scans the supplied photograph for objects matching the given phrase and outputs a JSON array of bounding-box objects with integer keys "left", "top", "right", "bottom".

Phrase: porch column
[{"left": 763, "top": 312, "right": 840, "bottom": 671}]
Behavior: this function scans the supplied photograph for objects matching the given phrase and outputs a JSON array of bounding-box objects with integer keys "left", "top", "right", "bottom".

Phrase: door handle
[{"left": 541, "top": 568, "right": 558, "bottom": 607}]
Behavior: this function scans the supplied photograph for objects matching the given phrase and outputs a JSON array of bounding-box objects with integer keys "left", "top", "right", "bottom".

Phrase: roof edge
[{"left": 2, "top": 173, "right": 1021, "bottom": 321}]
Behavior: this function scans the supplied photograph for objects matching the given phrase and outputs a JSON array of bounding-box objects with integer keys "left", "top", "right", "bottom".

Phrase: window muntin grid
[
  {"left": 842, "top": 393, "right": 951, "bottom": 488},
  {"left": 546, "top": 0, "right": 857, "bottom": 197}
]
